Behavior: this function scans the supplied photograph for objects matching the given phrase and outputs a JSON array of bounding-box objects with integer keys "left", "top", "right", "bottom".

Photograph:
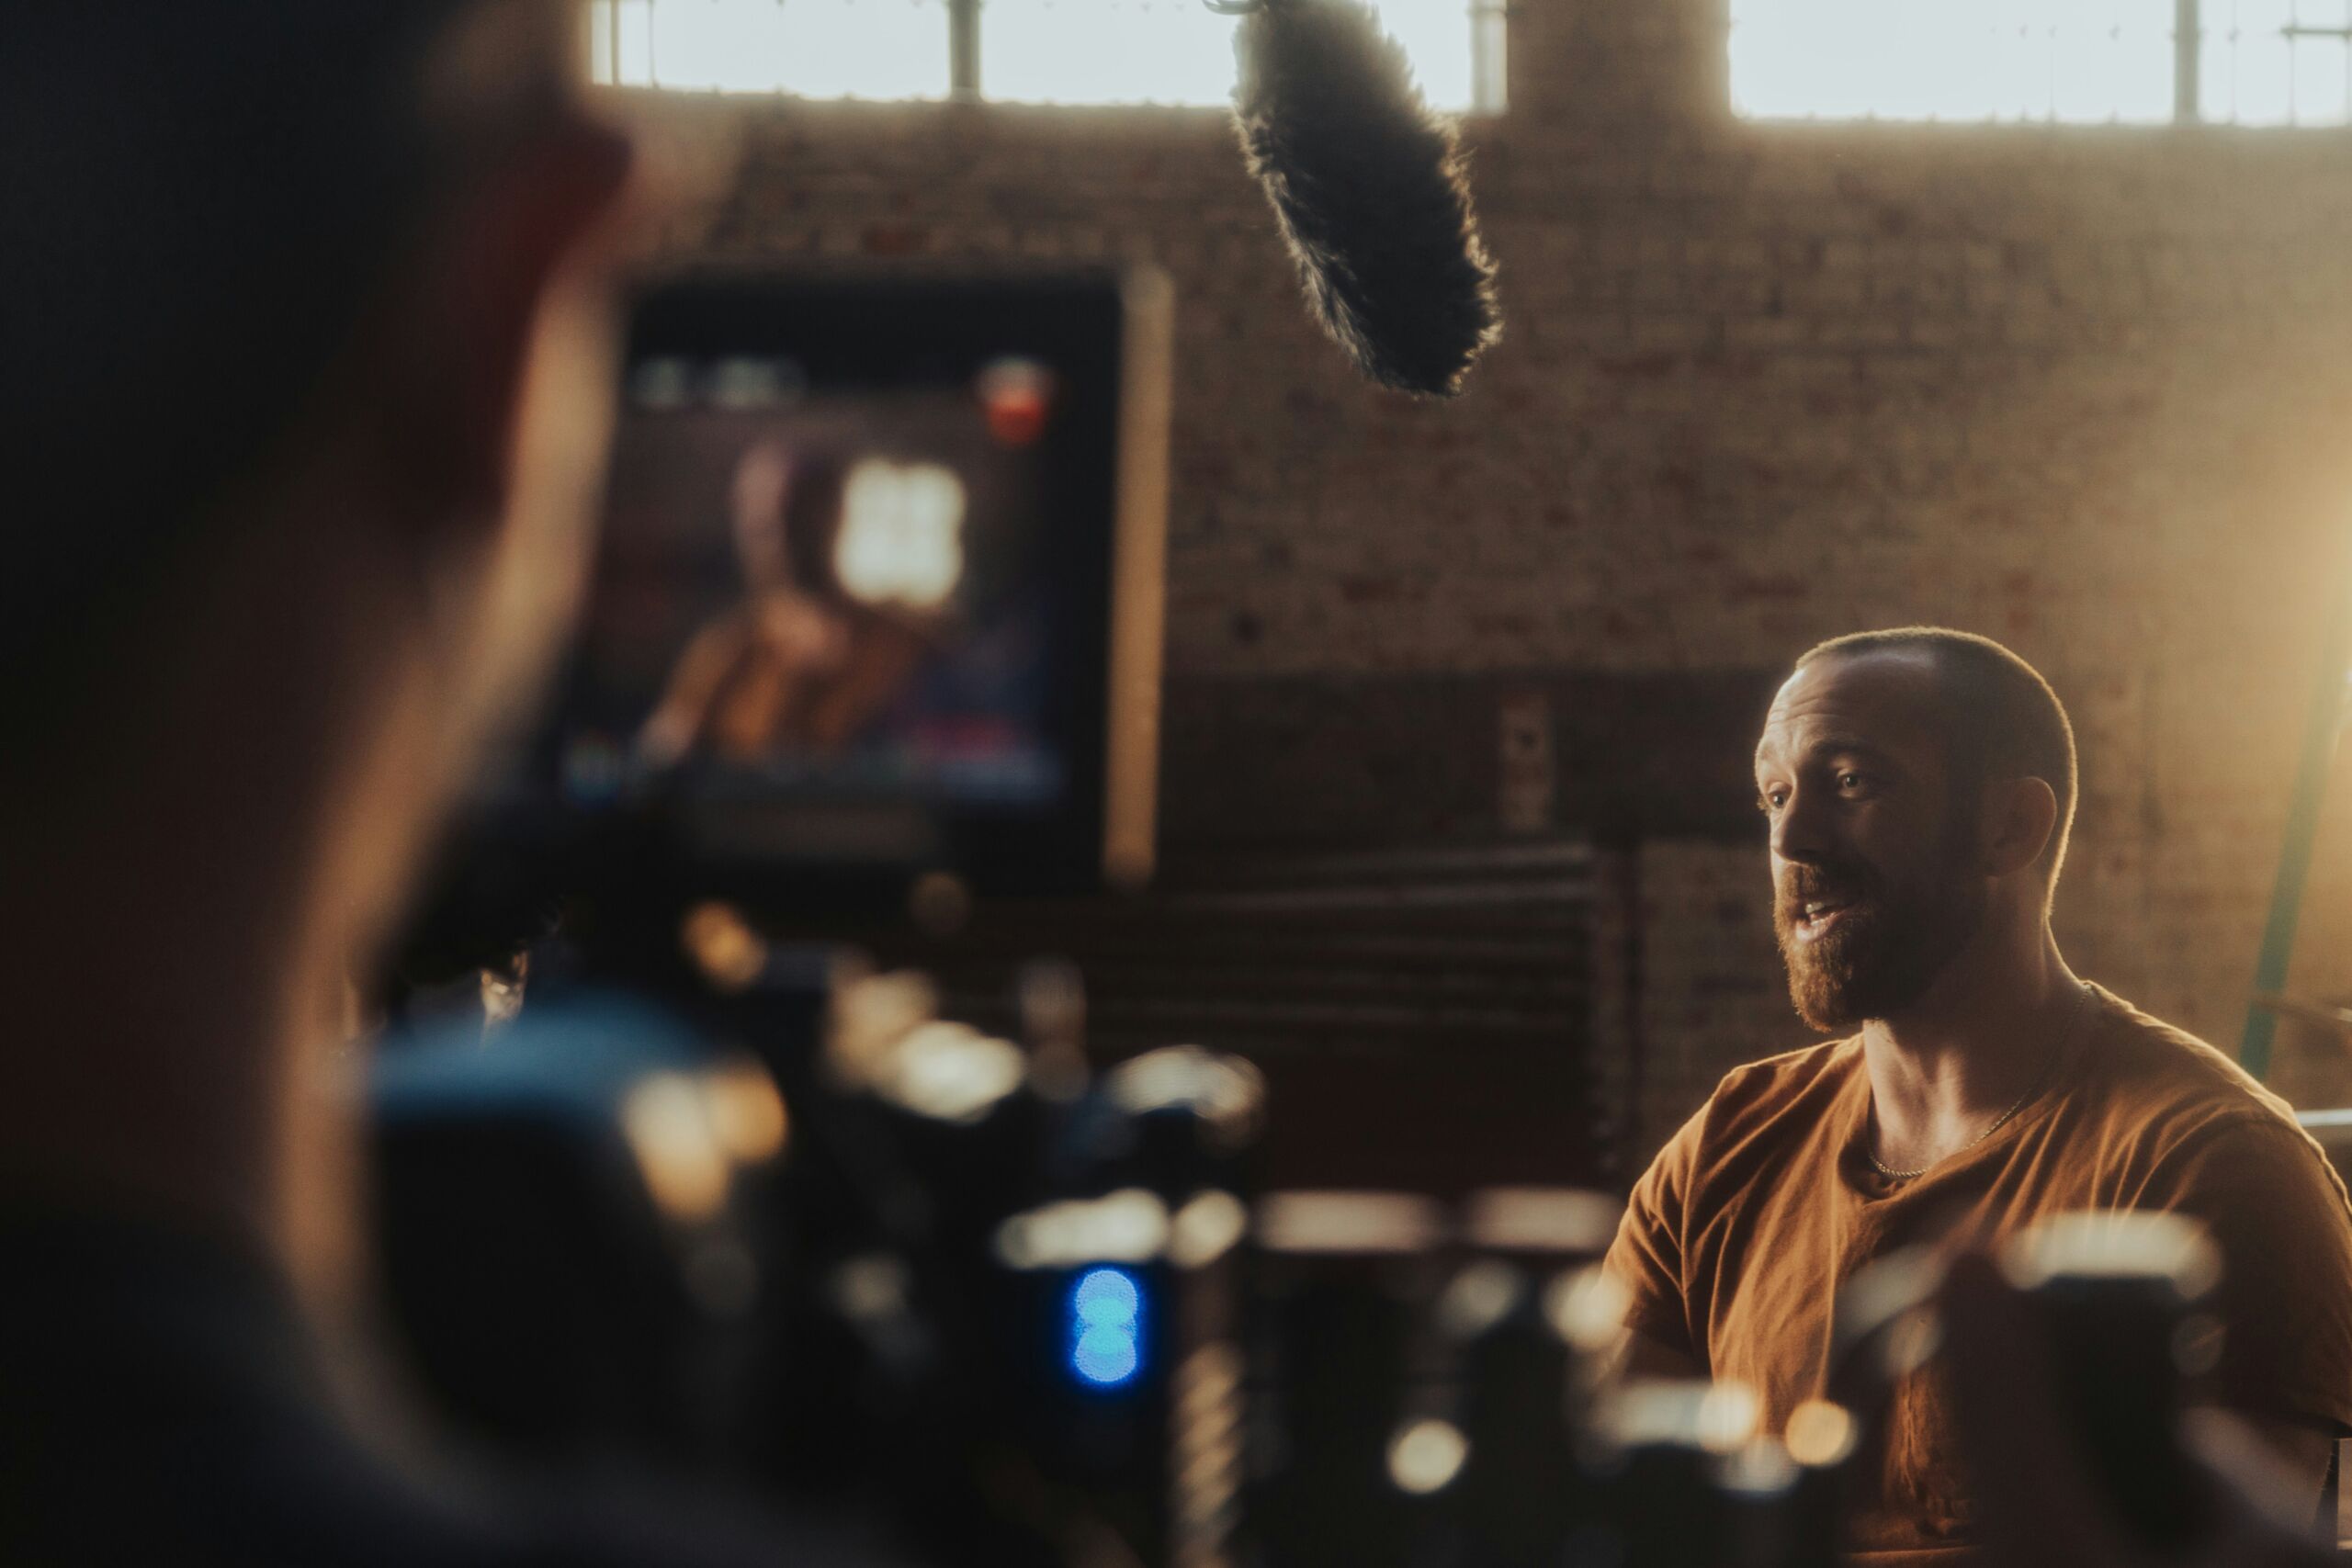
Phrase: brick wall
[{"left": 623, "top": 0, "right": 2352, "bottom": 1164}]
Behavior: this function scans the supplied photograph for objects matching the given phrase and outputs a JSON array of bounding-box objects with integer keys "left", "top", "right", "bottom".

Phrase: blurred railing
[{"left": 793, "top": 837, "right": 1616, "bottom": 1190}]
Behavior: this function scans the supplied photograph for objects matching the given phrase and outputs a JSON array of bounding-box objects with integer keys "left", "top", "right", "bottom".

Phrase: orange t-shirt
[{"left": 1604, "top": 984, "right": 2352, "bottom": 1565}]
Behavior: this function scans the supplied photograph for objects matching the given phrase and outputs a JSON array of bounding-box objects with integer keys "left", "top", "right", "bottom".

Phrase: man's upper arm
[
  {"left": 2154, "top": 1118, "right": 2352, "bottom": 1440},
  {"left": 1603, "top": 1108, "right": 1708, "bottom": 1371}
]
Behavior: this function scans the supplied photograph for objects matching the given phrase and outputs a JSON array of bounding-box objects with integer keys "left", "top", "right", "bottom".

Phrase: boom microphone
[{"left": 1221, "top": 0, "right": 1503, "bottom": 397}]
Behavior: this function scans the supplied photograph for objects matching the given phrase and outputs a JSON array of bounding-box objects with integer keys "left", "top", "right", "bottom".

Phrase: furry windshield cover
[{"left": 1227, "top": 0, "right": 1503, "bottom": 398}]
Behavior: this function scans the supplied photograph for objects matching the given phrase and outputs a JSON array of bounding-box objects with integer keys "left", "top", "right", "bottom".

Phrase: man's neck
[{"left": 1860, "top": 919, "right": 2083, "bottom": 1173}]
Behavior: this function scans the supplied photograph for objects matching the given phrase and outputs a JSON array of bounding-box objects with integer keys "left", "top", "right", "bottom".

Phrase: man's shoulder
[
  {"left": 2085, "top": 987, "right": 2305, "bottom": 1140},
  {"left": 2081, "top": 987, "right": 2351, "bottom": 1201},
  {"left": 1656, "top": 1033, "right": 1861, "bottom": 1171},
  {"left": 1617, "top": 1036, "right": 1860, "bottom": 1263},
  {"left": 1708, "top": 1032, "right": 1862, "bottom": 1117}
]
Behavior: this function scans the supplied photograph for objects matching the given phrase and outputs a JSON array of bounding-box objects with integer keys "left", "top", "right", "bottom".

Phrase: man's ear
[
  {"left": 1979, "top": 776, "right": 2059, "bottom": 881},
  {"left": 376, "top": 117, "right": 634, "bottom": 534}
]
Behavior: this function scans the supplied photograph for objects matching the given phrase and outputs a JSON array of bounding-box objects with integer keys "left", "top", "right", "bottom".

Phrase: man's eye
[
  {"left": 1837, "top": 772, "right": 1869, "bottom": 793},
  {"left": 1758, "top": 789, "right": 1787, "bottom": 813}
]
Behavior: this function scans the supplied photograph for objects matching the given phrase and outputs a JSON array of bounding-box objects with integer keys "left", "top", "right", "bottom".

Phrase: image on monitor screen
[{"left": 560, "top": 356, "right": 1073, "bottom": 834}]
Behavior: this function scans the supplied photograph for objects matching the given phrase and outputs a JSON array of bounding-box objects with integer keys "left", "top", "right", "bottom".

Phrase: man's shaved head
[
  {"left": 1756, "top": 628, "right": 2078, "bottom": 1030},
  {"left": 1796, "top": 627, "right": 2079, "bottom": 891}
]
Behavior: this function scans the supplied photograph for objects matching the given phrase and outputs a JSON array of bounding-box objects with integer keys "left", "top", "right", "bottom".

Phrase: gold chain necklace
[{"left": 1864, "top": 982, "right": 2095, "bottom": 1183}]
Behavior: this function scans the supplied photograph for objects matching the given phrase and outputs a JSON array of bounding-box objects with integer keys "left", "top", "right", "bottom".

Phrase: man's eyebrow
[
  {"left": 1755, "top": 735, "right": 1898, "bottom": 773},
  {"left": 1804, "top": 736, "right": 1901, "bottom": 767}
]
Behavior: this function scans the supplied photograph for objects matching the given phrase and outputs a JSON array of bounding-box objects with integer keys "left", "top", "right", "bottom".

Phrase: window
[
  {"left": 1730, "top": 0, "right": 2350, "bottom": 125},
  {"left": 2203, "top": 0, "right": 2352, "bottom": 124},
  {"left": 585, "top": 0, "right": 1508, "bottom": 113}
]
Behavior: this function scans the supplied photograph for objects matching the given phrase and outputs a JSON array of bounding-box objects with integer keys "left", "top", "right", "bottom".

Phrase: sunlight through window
[
  {"left": 586, "top": 0, "right": 1503, "bottom": 112},
  {"left": 593, "top": 0, "right": 953, "bottom": 97},
  {"left": 2202, "top": 0, "right": 2351, "bottom": 124},
  {"left": 979, "top": 0, "right": 1248, "bottom": 106},
  {"left": 1731, "top": 0, "right": 2177, "bottom": 123},
  {"left": 1730, "top": 0, "right": 2349, "bottom": 124}
]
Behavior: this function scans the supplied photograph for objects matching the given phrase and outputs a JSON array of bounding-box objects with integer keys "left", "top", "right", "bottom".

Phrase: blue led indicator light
[
  {"left": 1073, "top": 1324, "right": 1140, "bottom": 1383},
  {"left": 1069, "top": 1268, "right": 1144, "bottom": 1387},
  {"left": 1074, "top": 1269, "right": 1139, "bottom": 1324}
]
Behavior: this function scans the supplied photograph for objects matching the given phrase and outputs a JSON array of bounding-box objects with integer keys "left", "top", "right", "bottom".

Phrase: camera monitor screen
[{"left": 534, "top": 274, "right": 1169, "bottom": 900}]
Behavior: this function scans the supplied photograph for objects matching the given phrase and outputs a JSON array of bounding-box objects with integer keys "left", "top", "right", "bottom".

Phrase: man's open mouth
[{"left": 1792, "top": 894, "right": 1862, "bottom": 942}]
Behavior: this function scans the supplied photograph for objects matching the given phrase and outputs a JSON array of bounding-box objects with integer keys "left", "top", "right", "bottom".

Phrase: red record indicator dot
[{"left": 977, "top": 356, "right": 1057, "bottom": 447}]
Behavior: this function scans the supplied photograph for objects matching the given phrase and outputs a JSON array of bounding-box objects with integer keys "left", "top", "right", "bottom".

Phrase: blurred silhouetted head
[{"left": 1, "top": 1, "right": 634, "bottom": 931}]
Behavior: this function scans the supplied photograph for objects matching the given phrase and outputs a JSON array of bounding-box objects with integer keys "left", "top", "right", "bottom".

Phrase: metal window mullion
[
  {"left": 950, "top": 0, "right": 980, "bottom": 100},
  {"left": 1469, "top": 0, "right": 1509, "bottom": 116},
  {"left": 2177, "top": 0, "right": 2201, "bottom": 122},
  {"left": 2281, "top": 17, "right": 2352, "bottom": 127}
]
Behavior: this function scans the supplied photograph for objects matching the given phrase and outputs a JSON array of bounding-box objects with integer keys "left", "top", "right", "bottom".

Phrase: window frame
[
  {"left": 1725, "top": 0, "right": 2352, "bottom": 128},
  {"left": 585, "top": 0, "right": 1512, "bottom": 116}
]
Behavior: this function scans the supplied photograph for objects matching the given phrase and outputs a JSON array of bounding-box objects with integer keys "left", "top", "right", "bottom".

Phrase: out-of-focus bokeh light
[
  {"left": 708, "top": 355, "right": 801, "bottom": 410},
  {"left": 1435, "top": 1259, "right": 1523, "bottom": 1339},
  {"left": 1074, "top": 1325, "right": 1140, "bottom": 1384},
  {"left": 1784, "top": 1399, "right": 1860, "bottom": 1467},
  {"left": 1599, "top": 1379, "right": 1767, "bottom": 1456},
  {"left": 705, "top": 1056, "right": 790, "bottom": 1164},
  {"left": 1461, "top": 1185, "right": 1621, "bottom": 1253},
  {"left": 1253, "top": 1190, "right": 1446, "bottom": 1254},
  {"left": 880, "top": 1020, "right": 1024, "bottom": 1122},
  {"left": 1070, "top": 1267, "right": 1145, "bottom": 1386},
  {"left": 1103, "top": 1044, "right": 1267, "bottom": 1149},
  {"left": 622, "top": 1071, "right": 733, "bottom": 1222},
  {"left": 831, "top": 1252, "right": 914, "bottom": 1322},
  {"left": 1544, "top": 1266, "right": 1634, "bottom": 1355},
  {"left": 1167, "top": 1190, "right": 1250, "bottom": 1268},
  {"left": 1695, "top": 1382, "right": 1765, "bottom": 1454},
  {"left": 996, "top": 1189, "right": 1171, "bottom": 1269},
  {"left": 1386, "top": 1418, "right": 1468, "bottom": 1495},
  {"left": 825, "top": 968, "right": 940, "bottom": 1089},
  {"left": 977, "top": 357, "right": 1056, "bottom": 448},
  {"left": 1717, "top": 1438, "right": 1802, "bottom": 1497},
  {"left": 681, "top": 900, "right": 769, "bottom": 992},
  {"left": 834, "top": 459, "right": 967, "bottom": 611},
  {"left": 1075, "top": 1267, "right": 1141, "bottom": 1324}
]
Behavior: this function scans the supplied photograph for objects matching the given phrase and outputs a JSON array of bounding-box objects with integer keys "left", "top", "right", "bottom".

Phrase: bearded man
[{"left": 1604, "top": 627, "right": 2352, "bottom": 1565}]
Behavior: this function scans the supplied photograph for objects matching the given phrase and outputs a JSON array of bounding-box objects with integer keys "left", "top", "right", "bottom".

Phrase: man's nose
[{"left": 1770, "top": 784, "right": 1835, "bottom": 867}]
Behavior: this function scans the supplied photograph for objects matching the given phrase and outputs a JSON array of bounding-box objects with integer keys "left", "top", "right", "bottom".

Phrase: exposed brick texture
[
  {"left": 620, "top": 0, "right": 2352, "bottom": 1164},
  {"left": 1626, "top": 840, "right": 1801, "bottom": 1155}
]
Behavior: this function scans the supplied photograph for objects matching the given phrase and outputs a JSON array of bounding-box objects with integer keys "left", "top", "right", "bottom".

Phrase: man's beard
[{"left": 1774, "top": 852, "right": 1987, "bottom": 1033}]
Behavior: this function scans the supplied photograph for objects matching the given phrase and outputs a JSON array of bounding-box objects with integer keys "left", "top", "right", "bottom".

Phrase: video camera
[{"left": 378, "top": 267, "right": 1254, "bottom": 1565}]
